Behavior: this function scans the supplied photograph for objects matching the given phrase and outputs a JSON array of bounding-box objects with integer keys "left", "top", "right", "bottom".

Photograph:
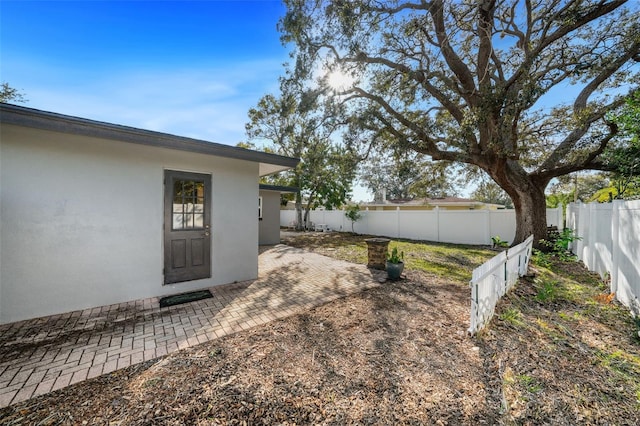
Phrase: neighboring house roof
[
  {"left": 365, "top": 197, "right": 505, "bottom": 209},
  {"left": 259, "top": 184, "right": 299, "bottom": 193},
  {"left": 0, "top": 103, "right": 299, "bottom": 176}
]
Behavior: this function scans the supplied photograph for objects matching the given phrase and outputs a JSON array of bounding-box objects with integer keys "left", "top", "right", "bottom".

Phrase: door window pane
[
  {"left": 172, "top": 179, "right": 206, "bottom": 230},
  {"left": 194, "top": 213, "right": 204, "bottom": 228}
]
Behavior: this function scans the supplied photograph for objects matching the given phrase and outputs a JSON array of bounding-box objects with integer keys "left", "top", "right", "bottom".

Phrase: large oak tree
[{"left": 280, "top": 0, "right": 640, "bottom": 246}]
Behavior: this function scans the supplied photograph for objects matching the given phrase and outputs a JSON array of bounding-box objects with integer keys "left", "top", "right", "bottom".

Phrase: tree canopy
[
  {"left": 280, "top": 0, "right": 640, "bottom": 246},
  {"left": 246, "top": 79, "right": 358, "bottom": 229},
  {"left": 602, "top": 91, "right": 640, "bottom": 199},
  {"left": 472, "top": 179, "right": 514, "bottom": 208},
  {"left": 0, "top": 82, "right": 26, "bottom": 103},
  {"left": 359, "top": 148, "right": 459, "bottom": 201}
]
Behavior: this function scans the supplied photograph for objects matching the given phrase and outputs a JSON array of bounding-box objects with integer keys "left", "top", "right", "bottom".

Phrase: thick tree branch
[
  {"left": 539, "top": 92, "right": 630, "bottom": 173},
  {"left": 506, "top": 0, "right": 627, "bottom": 91},
  {"left": 428, "top": 0, "right": 478, "bottom": 103},
  {"left": 535, "top": 121, "right": 619, "bottom": 181},
  {"left": 346, "top": 51, "right": 465, "bottom": 123},
  {"left": 574, "top": 39, "right": 640, "bottom": 111}
]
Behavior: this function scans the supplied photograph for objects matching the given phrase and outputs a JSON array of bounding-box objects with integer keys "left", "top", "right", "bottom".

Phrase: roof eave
[
  {"left": 0, "top": 103, "right": 300, "bottom": 173},
  {"left": 259, "top": 184, "right": 299, "bottom": 193}
]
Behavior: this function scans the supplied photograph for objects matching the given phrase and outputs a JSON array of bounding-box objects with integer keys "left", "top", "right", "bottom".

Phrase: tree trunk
[
  {"left": 488, "top": 161, "right": 549, "bottom": 248},
  {"left": 511, "top": 186, "right": 548, "bottom": 249},
  {"left": 295, "top": 192, "right": 303, "bottom": 231},
  {"left": 303, "top": 208, "right": 310, "bottom": 230}
]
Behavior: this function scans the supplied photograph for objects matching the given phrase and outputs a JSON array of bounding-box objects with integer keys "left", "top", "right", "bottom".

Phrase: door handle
[{"left": 204, "top": 231, "right": 210, "bottom": 237}]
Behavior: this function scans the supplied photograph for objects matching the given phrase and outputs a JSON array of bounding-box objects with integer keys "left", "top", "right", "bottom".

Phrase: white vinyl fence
[
  {"left": 566, "top": 200, "right": 640, "bottom": 314},
  {"left": 468, "top": 235, "right": 534, "bottom": 335},
  {"left": 281, "top": 207, "right": 563, "bottom": 246}
]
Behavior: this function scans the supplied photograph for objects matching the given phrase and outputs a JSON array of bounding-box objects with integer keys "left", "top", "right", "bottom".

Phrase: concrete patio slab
[{"left": 0, "top": 244, "right": 383, "bottom": 408}]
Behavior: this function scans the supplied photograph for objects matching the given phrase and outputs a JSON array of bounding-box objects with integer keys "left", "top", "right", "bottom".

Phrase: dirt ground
[{"left": 1, "top": 233, "right": 639, "bottom": 425}]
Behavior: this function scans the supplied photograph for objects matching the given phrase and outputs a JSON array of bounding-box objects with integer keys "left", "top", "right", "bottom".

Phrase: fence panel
[
  {"left": 281, "top": 207, "right": 562, "bottom": 245},
  {"left": 546, "top": 206, "right": 564, "bottom": 229},
  {"left": 469, "top": 235, "right": 533, "bottom": 335},
  {"left": 566, "top": 200, "right": 640, "bottom": 315},
  {"left": 366, "top": 210, "right": 399, "bottom": 238},
  {"left": 439, "top": 211, "right": 488, "bottom": 244},
  {"left": 280, "top": 210, "right": 296, "bottom": 227},
  {"left": 398, "top": 210, "right": 438, "bottom": 241},
  {"left": 616, "top": 201, "right": 640, "bottom": 312},
  {"left": 591, "top": 204, "right": 613, "bottom": 279},
  {"left": 489, "top": 210, "right": 516, "bottom": 243},
  {"left": 319, "top": 210, "right": 346, "bottom": 232}
]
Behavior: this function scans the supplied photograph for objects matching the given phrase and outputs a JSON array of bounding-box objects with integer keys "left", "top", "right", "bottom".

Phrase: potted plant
[{"left": 386, "top": 247, "right": 404, "bottom": 280}]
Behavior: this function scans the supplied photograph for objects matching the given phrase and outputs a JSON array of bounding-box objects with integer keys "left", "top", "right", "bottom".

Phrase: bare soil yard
[{"left": 1, "top": 232, "right": 639, "bottom": 425}]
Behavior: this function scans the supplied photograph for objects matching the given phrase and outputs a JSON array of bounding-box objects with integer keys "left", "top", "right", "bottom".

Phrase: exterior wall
[
  {"left": 259, "top": 190, "right": 281, "bottom": 245},
  {"left": 0, "top": 125, "right": 259, "bottom": 323}
]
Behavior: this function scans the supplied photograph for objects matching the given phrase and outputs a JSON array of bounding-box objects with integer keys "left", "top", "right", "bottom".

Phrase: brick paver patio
[{"left": 0, "top": 244, "right": 382, "bottom": 408}]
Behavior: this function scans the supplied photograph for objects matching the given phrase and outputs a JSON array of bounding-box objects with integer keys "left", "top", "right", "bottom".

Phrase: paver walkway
[{"left": 0, "top": 244, "right": 382, "bottom": 408}]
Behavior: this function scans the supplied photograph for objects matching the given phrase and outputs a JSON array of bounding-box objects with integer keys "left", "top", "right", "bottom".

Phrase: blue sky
[{"left": 1, "top": 0, "right": 290, "bottom": 145}]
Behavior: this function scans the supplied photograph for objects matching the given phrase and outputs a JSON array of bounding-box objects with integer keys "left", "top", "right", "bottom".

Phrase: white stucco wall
[
  {"left": 0, "top": 124, "right": 259, "bottom": 323},
  {"left": 258, "top": 190, "right": 282, "bottom": 245}
]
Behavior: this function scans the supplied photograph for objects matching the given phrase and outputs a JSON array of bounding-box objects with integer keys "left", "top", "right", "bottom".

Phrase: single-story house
[
  {"left": 0, "top": 103, "right": 299, "bottom": 324},
  {"left": 363, "top": 197, "right": 506, "bottom": 211},
  {"left": 259, "top": 184, "right": 298, "bottom": 245}
]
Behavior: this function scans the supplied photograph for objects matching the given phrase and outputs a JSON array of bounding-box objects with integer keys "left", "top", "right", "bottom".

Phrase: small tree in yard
[
  {"left": 246, "top": 78, "right": 358, "bottom": 230},
  {"left": 344, "top": 204, "right": 363, "bottom": 233},
  {"left": 281, "top": 0, "right": 640, "bottom": 247}
]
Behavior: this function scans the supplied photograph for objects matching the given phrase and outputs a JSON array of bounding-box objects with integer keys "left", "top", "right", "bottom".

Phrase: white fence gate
[
  {"left": 468, "top": 235, "right": 534, "bottom": 335},
  {"left": 566, "top": 200, "right": 640, "bottom": 314},
  {"left": 281, "top": 207, "right": 562, "bottom": 246}
]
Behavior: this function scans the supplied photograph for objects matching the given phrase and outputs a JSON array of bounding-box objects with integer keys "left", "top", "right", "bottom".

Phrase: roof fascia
[{"left": 0, "top": 103, "right": 299, "bottom": 173}]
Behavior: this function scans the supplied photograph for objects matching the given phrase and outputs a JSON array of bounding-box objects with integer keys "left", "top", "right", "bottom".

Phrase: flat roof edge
[
  {"left": 0, "top": 103, "right": 299, "bottom": 168},
  {"left": 259, "top": 184, "right": 299, "bottom": 193}
]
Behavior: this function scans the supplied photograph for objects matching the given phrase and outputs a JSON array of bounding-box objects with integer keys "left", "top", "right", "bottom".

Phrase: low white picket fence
[{"left": 469, "top": 235, "right": 534, "bottom": 335}]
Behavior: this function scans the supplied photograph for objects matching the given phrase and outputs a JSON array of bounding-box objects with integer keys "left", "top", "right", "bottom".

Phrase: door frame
[{"left": 163, "top": 169, "right": 212, "bottom": 284}]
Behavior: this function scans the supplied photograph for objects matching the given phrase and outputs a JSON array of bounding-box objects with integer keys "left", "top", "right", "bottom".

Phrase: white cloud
[{"left": 16, "top": 59, "right": 285, "bottom": 145}]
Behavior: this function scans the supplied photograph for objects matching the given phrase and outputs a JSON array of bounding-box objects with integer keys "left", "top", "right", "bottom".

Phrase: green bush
[
  {"left": 491, "top": 235, "right": 509, "bottom": 248},
  {"left": 539, "top": 228, "right": 581, "bottom": 262}
]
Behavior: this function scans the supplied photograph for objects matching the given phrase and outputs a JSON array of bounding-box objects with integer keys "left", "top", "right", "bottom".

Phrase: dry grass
[{"left": 1, "top": 232, "right": 638, "bottom": 425}]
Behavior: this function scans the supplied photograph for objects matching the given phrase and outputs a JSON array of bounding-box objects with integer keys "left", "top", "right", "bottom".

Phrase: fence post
[
  {"left": 365, "top": 207, "right": 370, "bottom": 235},
  {"left": 343, "top": 207, "right": 348, "bottom": 232},
  {"left": 558, "top": 204, "right": 564, "bottom": 230},
  {"left": 484, "top": 209, "right": 491, "bottom": 245},
  {"left": 396, "top": 206, "right": 401, "bottom": 238},
  {"left": 576, "top": 202, "right": 586, "bottom": 263},
  {"left": 566, "top": 203, "right": 574, "bottom": 251},
  {"left": 611, "top": 200, "right": 622, "bottom": 295},
  {"left": 588, "top": 202, "right": 597, "bottom": 269},
  {"left": 435, "top": 206, "right": 440, "bottom": 242}
]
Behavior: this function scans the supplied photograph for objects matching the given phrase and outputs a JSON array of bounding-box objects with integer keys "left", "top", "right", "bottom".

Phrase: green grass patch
[
  {"left": 389, "top": 240, "right": 495, "bottom": 284},
  {"left": 595, "top": 349, "right": 640, "bottom": 378},
  {"left": 532, "top": 262, "right": 607, "bottom": 306},
  {"left": 517, "top": 374, "right": 542, "bottom": 393},
  {"left": 282, "top": 232, "right": 495, "bottom": 284},
  {"left": 499, "top": 307, "right": 525, "bottom": 327},
  {"left": 534, "top": 277, "right": 558, "bottom": 303}
]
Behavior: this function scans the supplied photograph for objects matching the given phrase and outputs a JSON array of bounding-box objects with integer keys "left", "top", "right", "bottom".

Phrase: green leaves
[
  {"left": 246, "top": 74, "right": 359, "bottom": 222},
  {"left": 0, "top": 82, "right": 26, "bottom": 103}
]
